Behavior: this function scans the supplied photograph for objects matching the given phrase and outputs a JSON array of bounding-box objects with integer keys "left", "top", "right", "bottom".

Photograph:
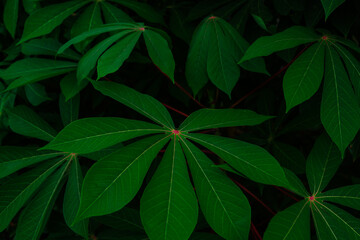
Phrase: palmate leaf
[
  {"left": 97, "top": 30, "right": 142, "bottom": 79},
  {"left": 140, "top": 139, "right": 198, "bottom": 240},
  {"left": 42, "top": 117, "right": 166, "bottom": 154},
  {"left": 14, "top": 160, "right": 70, "bottom": 240},
  {"left": 239, "top": 26, "right": 319, "bottom": 63},
  {"left": 185, "top": 18, "right": 211, "bottom": 95},
  {"left": 318, "top": 185, "right": 360, "bottom": 211},
  {"left": 19, "top": 0, "right": 91, "bottom": 44},
  {"left": 3, "top": 0, "right": 19, "bottom": 38},
  {"left": 101, "top": 1, "right": 133, "bottom": 23},
  {"left": 263, "top": 200, "right": 310, "bottom": 240},
  {"left": 0, "top": 147, "right": 62, "bottom": 179},
  {"left": 320, "top": 45, "right": 360, "bottom": 155},
  {"left": 92, "top": 81, "right": 175, "bottom": 129},
  {"left": 179, "top": 108, "right": 272, "bottom": 132},
  {"left": 321, "top": 0, "right": 346, "bottom": 20},
  {"left": 306, "top": 134, "right": 342, "bottom": 195},
  {"left": 0, "top": 158, "right": 65, "bottom": 232},
  {"left": 283, "top": 42, "right": 325, "bottom": 112},
  {"left": 311, "top": 201, "right": 360, "bottom": 240},
  {"left": 144, "top": 29, "right": 176, "bottom": 83},
  {"left": 7, "top": 105, "right": 58, "bottom": 142},
  {"left": 180, "top": 138, "right": 251, "bottom": 240},
  {"left": 63, "top": 158, "right": 88, "bottom": 237},
  {"left": 74, "top": 134, "right": 170, "bottom": 221},
  {"left": 206, "top": 17, "right": 240, "bottom": 96},
  {"left": 184, "top": 133, "right": 289, "bottom": 187}
]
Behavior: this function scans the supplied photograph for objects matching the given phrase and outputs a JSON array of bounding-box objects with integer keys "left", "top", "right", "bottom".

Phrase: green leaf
[
  {"left": 185, "top": 133, "right": 289, "bottom": 187},
  {"left": 7, "top": 105, "right": 57, "bottom": 142},
  {"left": 311, "top": 201, "right": 360, "bottom": 240},
  {"left": 306, "top": 134, "right": 342, "bottom": 195},
  {"left": 109, "top": 0, "right": 165, "bottom": 24},
  {"left": 59, "top": 93, "right": 80, "bottom": 126},
  {"left": 179, "top": 108, "right": 272, "bottom": 132},
  {"left": 0, "top": 58, "right": 77, "bottom": 82},
  {"left": 284, "top": 168, "right": 309, "bottom": 197},
  {"left": 3, "top": 0, "right": 19, "bottom": 38},
  {"left": 321, "top": 0, "right": 345, "bottom": 20},
  {"left": 333, "top": 43, "right": 360, "bottom": 102},
  {"left": 251, "top": 14, "right": 268, "bottom": 31},
  {"left": 92, "top": 81, "right": 175, "bottom": 129},
  {"left": 14, "top": 161, "right": 69, "bottom": 240},
  {"left": 19, "top": 1, "right": 90, "bottom": 44},
  {"left": 140, "top": 139, "right": 198, "bottom": 240},
  {"left": 283, "top": 42, "right": 325, "bottom": 112},
  {"left": 320, "top": 45, "right": 360, "bottom": 155},
  {"left": 185, "top": 18, "right": 211, "bottom": 95},
  {"left": 180, "top": 138, "right": 251, "bottom": 240},
  {"left": 207, "top": 17, "right": 240, "bottom": 96},
  {"left": 272, "top": 142, "right": 306, "bottom": 174},
  {"left": 319, "top": 185, "right": 360, "bottom": 211},
  {"left": 0, "top": 158, "right": 65, "bottom": 232},
  {"left": 239, "top": 26, "right": 319, "bottom": 63},
  {"left": 43, "top": 117, "right": 166, "bottom": 154},
  {"left": 0, "top": 147, "right": 62, "bottom": 179},
  {"left": 25, "top": 83, "right": 51, "bottom": 106},
  {"left": 63, "top": 158, "right": 88, "bottom": 237},
  {"left": 264, "top": 200, "right": 310, "bottom": 240},
  {"left": 75, "top": 134, "right": 170, "bottom": 221},
  {"left": 97, "top": 30, "right": 142, "bottom": 79},
  {"left": 21, "top": 38, "right": 81, "bottom": 61},
  {"left": 57, "top": 23, "right": 138, "bottom": 54},
  {"left": 70, "top": 2, "right": 103, "bottom": 50},
  {"left": 144, "top": 29, "right": 175, "bottom": 83},
  {"left": 60, "top": 73, "right": 88, "bottom": 101},
  {"left": 100, "top": 1, "right": 133, "bottom": 23},
  {"left": 76, "top": 31, "right": 128, "bottom": 81}
]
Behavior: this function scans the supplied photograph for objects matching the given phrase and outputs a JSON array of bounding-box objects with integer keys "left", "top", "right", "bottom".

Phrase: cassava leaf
[
  {"left": 320, "top": 45, "right": 360, "bottom": 156},
  {"left": 144, "top": 29, "right": 175, "bottom": 83},
  {"left": 97, "top": 30, "right": 142, "bottom": 79},
  {"left": 321, "top": 0, "right": 345, "bottom": 20},
  {"left": 75, "top": 134, "right": 170, "bottom": 221},
  {"left": 3, "top": 0, "right": 19, "bottom": 38},
  {"left": 283, "top": 42, "right": 325, "bottom": 112},
  {"left": 264, "top": 200, "right": 310, "bottom": 240},
  {"left": 92, "top": 81, "right": 175, "bottom": 129},
  {"left": 185, "top": 133, "right": 289, "bottom": 187},
  {"left": 181, "top": 138, "right": 251, "bottom": 240},
  {"left": 0, "top": 147, "right": 62, "bottom": 179},
  {"left": 140, "top": 139, "right": 198, "bottom": 240},
  {"left": 0, "top": 158, "right": 65, "bottom": 232},
  {"left": 7, "top": 105, "right": 57, "bottom": 142},
  {"left": 318, "top": 185, "right": 360, "bottom": 211},
  {"left": 43, "top": 117, "right": 166, "bottom": 154},
  {"left": 19, "top": 1, "right": 90, "bottom": 44},
  {"left": 306, "top": 134, "right": 342, "bottom": 195},
  {"left": 239, "top": 26, "right": 319, "bottom": 63},
  {"left": 179, "top": 108, "right": 272, "bottom": 132}
]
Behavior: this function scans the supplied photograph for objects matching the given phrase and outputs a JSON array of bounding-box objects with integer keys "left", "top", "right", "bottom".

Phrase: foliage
[{"left": 1, "top": 0, "right": 360, "bottom": 239}]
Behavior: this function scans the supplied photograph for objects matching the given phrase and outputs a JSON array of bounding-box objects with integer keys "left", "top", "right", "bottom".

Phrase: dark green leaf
[
  {"left": 19, "top": 1, "right": 90, "bottom": 44},
  {"left": 3, "top": 0, "right": 19, "bottom": 38},
  {"left": 319, "top": 185, "right": 360, "bottom": 211},
  {"left": 75, "top": 134, "right": 170, "bottom": 221},
  {"left": 321, "top": 0, "right": 345, "bottom": 20},
  {"left": 59, "top": 93, "right": 80, "bottom": 126},
  {"left": 8, "top": 105, "right": 57, "bottom": 142},
  {"left": 100, "top": 1, "right": 133, "bottom": 23},
  {"left": 140, "top": 139, "right": 198, "bottom": 240},
  {"left": 43, "top": 117, "right": 166, "bottom": 154},
  {"left": 25, "top": 83, "right": 51, "bottom": 106},
  {"left": 181, "top": 138, "right": 251, "bottom": 240},
  {"left": 92, "top": 81, "right": 175, "bottom": 129},
  {"left": 239, "top": 26, "right": 319, "bottom": 63},
  {"left": 179, "top": 108, "right": 272, "bottom": 132}
]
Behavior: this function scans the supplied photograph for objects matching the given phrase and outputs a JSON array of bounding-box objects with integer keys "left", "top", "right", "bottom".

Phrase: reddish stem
[
  {"left": 162, "top": 103, "right": 189, "bottom": 117},
  {"left": 251, "top": 222, "right": 263, "bottom": 240},
  {"left": 230, "top": 43, "right": 313, "bottom": 108},
  {"left": 232, "top": 179, "right": 276, "bottom": 215},
  {"left": 175, "top": 81, "right": 206, "bottom": 108}
]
